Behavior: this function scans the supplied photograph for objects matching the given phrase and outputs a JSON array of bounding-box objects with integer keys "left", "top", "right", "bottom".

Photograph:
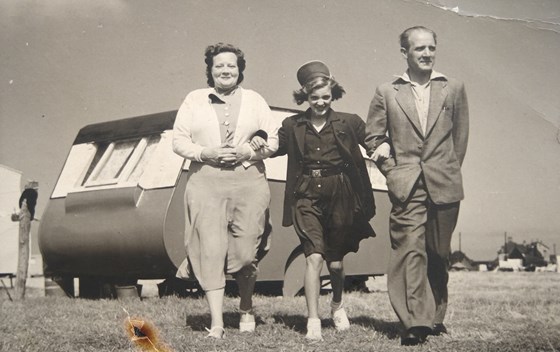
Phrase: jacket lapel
[
  {"left": 425, "top": 79, "right": 448, "bottom": 137},
  {"left": 394, "top": 83, "right": 423, "bottom": 137},
  {"left": 294, "top": 114, "right": 307, "bottom": 156},
  {"left": 330, "top": 112, "right": 351, "bottom": 156}
]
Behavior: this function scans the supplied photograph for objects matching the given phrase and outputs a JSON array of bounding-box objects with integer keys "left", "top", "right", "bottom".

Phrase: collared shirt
[
  {"left": 208, "top": 88, "right": 242, "bottom": 145},
  {"left": 303, "top": 110, "right": 344, "bottom": 169},
  {"left": 399, "top": 70, "right": 446, "bottom": 135}
]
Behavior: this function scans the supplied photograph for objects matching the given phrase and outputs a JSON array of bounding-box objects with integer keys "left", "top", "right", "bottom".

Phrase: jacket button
[{"left": 418, "top": 144, "right": 423, "bottom": 150}]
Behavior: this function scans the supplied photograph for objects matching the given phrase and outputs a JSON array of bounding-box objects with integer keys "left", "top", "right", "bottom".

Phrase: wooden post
[
  {"left": 504, "top": 232, "right": 508, "bottom": 260},
  {"left": 14, "top": 200, "right": 31, "bottom": 300}
]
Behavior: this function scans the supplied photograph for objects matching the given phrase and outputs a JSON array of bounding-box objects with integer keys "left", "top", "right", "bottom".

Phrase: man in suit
[{"left": 365, "top": 26, "right": 469, "bottom": 346}]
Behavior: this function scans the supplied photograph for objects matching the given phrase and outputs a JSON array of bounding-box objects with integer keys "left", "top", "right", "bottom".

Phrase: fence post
[{"left": 14, "top": 200, "right": 31, "bottom": 300}]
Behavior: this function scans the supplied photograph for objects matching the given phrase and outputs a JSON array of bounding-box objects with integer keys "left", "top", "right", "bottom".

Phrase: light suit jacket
[{"left": 365, "top": 75, "right": 469, "bottom": 204}]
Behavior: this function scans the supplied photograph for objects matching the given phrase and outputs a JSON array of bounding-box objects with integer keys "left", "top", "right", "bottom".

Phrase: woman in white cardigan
[{"left": 172, "top": 43, "right": 278, "bottom": 339}]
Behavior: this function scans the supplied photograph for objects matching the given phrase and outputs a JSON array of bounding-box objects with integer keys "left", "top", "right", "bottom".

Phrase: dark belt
[{"left": 303, "top": 167, "right": 344, "bottom": 178}]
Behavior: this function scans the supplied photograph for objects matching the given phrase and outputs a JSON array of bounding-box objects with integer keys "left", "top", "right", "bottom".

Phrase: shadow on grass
[
  {"left": 270, "top": 313, "right": 401, "bottom": 339},
  {"left": 184, "top": 310, "right": 401, "bottom": 340},
  {"left": 185, "top": 312, "right": 269, "bottom": 331},
  {"left": 351, "top": 316, "right": 401, "bottom": 339}
]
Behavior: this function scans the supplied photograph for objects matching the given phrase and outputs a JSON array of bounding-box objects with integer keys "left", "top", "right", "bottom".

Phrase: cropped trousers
[{"left": 183, "top": 161, "right": 270, "bottom": 291}]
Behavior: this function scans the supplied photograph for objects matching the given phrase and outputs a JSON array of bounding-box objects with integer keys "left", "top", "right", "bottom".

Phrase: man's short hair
[{"left": 399, "top": 26, "right": 437, "bottom": 50}]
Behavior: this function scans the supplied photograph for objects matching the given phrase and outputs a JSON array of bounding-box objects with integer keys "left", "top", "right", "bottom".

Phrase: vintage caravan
[{"left": 38, "top": 108, "right": 390, "bottom": 297}]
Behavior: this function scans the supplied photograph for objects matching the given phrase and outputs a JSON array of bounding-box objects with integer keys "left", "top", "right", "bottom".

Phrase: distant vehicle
[{"left": 38, "top": 108, "right": 391, "bottom": 298}]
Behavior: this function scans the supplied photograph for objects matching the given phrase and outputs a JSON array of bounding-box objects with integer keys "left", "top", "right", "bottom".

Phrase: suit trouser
[{"left": 387, "top": 176, "right": 460, "bottom": 330}]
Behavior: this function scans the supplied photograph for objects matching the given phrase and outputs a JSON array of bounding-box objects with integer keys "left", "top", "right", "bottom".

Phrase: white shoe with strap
[
  {"left": 305, "top": 318, "right": 323, "bottom": 341},
  {"left": 239, "top": 311, "right": 256, "bottom": 332},
  {"left": 205, "top": 326, "right": 225, "bottom": 339},
  {"left": 331, "top": 301, "right": 350, "bottom": 331}
]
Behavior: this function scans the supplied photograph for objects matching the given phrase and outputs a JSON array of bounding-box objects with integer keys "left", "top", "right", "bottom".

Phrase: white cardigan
[{"left": 172, "top": 87, "right": 279, "bottom": 167}]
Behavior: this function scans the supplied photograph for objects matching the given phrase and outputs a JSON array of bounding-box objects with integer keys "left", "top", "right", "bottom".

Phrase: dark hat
[{"left": 296, "top": 60, "right": 330, "bottom": 86}]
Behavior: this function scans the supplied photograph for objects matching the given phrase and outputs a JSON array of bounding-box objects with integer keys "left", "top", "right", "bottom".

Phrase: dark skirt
[{"left": 292, "top": 172, "right": 365, "bottom": 261}]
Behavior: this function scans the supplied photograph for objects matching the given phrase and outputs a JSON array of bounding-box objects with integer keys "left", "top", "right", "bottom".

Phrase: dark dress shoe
[
  {"left": 401, "top": 326, "right": 430, "bottom": 346},
  {"left": 432, "top": 323, "right": 448, "bottom": 336}
]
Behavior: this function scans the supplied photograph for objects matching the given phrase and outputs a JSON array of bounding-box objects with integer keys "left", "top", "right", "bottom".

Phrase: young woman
[{"left": 253, "top": 61, "right": 377, "bottom": 340}]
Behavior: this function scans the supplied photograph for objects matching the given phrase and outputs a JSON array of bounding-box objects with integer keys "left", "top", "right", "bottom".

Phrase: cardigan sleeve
[
  {"left": 172, "top": 92, "right": 205, "bottom": 162},
  {"left": 246, "top": 92, "right": 279, "bottom": 161}
]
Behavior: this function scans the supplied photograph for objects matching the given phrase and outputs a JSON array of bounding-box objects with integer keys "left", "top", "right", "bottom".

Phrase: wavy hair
[
  {"left": 292, "top": 76, "right": 345, "bottom": 105},
  {"left": 204, "top": 43, "right": 246, "bottom": 87}
]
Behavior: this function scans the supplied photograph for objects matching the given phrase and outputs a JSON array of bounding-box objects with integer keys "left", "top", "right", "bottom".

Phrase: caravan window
[
  {"left": 51, "top": 130, "right": 185, "bottom": 198},
  {"left": 82, "top": 135, "right": 161, "bottom": 187}
]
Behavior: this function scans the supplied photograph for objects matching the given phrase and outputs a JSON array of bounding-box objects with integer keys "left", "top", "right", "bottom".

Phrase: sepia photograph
[{"left": 1, "top": 0, "right": 559, "bottom": 351}]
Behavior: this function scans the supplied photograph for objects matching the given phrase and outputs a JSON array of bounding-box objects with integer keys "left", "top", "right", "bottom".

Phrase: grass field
[{"left": 1, "top": 272, "right": 559, "bottom": 352}]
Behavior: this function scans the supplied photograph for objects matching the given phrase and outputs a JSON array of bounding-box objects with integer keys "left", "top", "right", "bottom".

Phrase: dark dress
[{"left": 273, "top": 108, "right": 376, "bottom": 261}]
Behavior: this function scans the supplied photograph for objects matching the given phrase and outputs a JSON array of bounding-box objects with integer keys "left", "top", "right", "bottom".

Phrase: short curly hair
[
  {"left": 292, "top": 76, "right": 345, "bottom": 105},
  {"left": 204, "top": 43, "right": 246, "bottom": 87}
]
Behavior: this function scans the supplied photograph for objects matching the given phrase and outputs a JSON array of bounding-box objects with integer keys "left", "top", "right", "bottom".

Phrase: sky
[{"left": 1, "top": 0, "right": 560, "bottom": 260}]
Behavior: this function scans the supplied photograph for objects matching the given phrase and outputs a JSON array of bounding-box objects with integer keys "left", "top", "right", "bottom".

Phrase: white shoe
[
  {"left": 305, "top": 318, "right": 323, "bottom": 341},
  {"left": 239, "top": 312, "right": 256, "bottom": 332},
  {"left": 332, "top": 307, "right": 350, "bottom": 331},
  {"left": 205, "top": 326, "right": 225, "bottom": 339}
]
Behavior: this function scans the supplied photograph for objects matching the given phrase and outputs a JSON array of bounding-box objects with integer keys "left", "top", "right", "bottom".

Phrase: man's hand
[{"left": 371, "top": 142, "right": 391, "bottom": 162}]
